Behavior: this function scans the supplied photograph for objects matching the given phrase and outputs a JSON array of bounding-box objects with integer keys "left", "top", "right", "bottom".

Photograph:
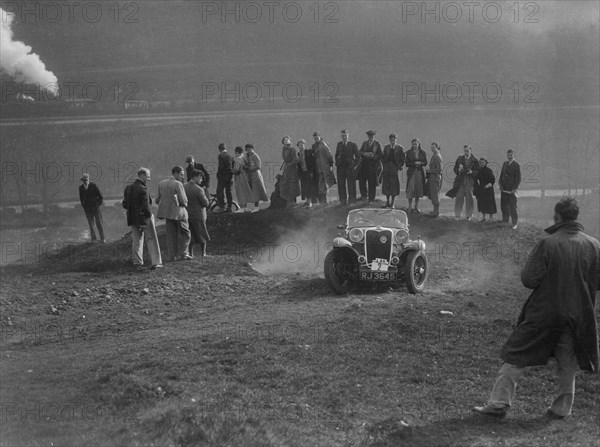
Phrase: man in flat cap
[
  {"left": 312, "top": 131, "right": 335, "bottom": 204},
  {"left": 79, "top": 173, "right": 106, "bottom": 243},
  {"left": 358, "top": 130, "right": 383, "bottom": 203}
]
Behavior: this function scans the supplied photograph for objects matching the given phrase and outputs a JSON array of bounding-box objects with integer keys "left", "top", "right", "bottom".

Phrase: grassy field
[{"left": 1, "top": 201, "right": 599, "bottom": 446}]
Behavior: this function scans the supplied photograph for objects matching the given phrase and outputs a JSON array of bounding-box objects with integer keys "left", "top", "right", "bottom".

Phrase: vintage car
[{"left": 324, "top": 208, "right": 428, "bottom": 294}]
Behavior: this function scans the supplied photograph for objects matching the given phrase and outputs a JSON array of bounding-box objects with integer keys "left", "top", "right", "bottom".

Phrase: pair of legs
[
  {"left": 408, "top": 197, "right": 421, "bottom": 212},
  {"left": 455, "top": 184, "right": 474, "bottom": 219},
  {"left": 337, "top": 166, "right": 356, "bottom": 204},
  {"left": 500, "top": 192, "right": 518, "bottom": 226},
  {"left": 165, "top": 219, "right": 191, "bottom": 261},
  {"left": 216, "top": 173, "right": 233, "bottom": 210},
  {"left": 188, "top": 219, "right": 209, "bottom": 257},
  {"left": 84, "top": 208, "right": 105, "bottom": 242},
  {"left": 384, "top": 195, "right": 397, "bottom": 208},
  {"left": 358, "top": 173, "right": 377, "bottom": 202},
  {"left": 317, "top": 173, "right": 329, "bottom": 204},
  {"left": 482, "top": 329, "right": 578, "bottom": 417},
  {"left": 131, "top": 215, "right": 162, "bottom": 267}
]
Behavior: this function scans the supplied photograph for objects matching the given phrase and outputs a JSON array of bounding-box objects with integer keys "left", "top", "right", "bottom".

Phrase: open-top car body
[{"left": 324, "top": 208, "right": 428, "bottom": 294}]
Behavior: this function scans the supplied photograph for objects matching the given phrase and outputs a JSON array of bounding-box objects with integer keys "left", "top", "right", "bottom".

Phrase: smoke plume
[{"left": 0, "top": 8, "right": 58, "bottom": 96}]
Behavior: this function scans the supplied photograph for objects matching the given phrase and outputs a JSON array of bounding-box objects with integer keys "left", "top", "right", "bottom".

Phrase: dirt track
[{"left": 1, "top": 202, "right": 599, "bottom": 446}]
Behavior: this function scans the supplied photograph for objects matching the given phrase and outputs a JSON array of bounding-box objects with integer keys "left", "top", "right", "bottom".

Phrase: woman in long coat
[
  {"left": 381, "top": 133, "right": 405, "bottom": 208},
  {"left": 474, "top": 157, "right": 497, "bottom": 221},
  {"left": 426, "top": 142, "right": 443, "bottom": 217},
  {"left": 244, "top": 143, "right": 269, "bottom": 208},
  {"left": 279, "top": 136, "right": 301, "bottom": 206},
  {"left": 405, "top": 137, "right": 428, "bottom": 213},
  {"left": 233, "top": 146, "right": 256, "bottom": 212}
]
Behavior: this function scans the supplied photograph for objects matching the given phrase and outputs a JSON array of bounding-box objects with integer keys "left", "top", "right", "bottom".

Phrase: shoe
[
  {"left": 181, "top": 255, "right": 193, "bottom": 261},
  {"left": 454, "top": 216, "right": 461, "bottom": 220},
  {"left": 100, "top": 238, "right": 107, "bottom": 243},
  {"left": 151, "top": 264, "right": 164, "bottom": 270},
  {"left": 472, "top": 405, "right": 507, "bottom": 418},
  {"left": 545, "top": 408, "right": 566, "bottom": 420},
  {"left": 307, "top": 202, "right": 313, "bottom": 208},
  {"left": 479, "top": 218, "right": 487, "bottom": 222},
  {"left": 339, "top": 201, "right": 347, "bottom": 206},
  {"left": 512, "top": 224, "right": 518, "bottom": 230},
  {"left": 414, "top": 209, "right": 421, "bottom": 214}
]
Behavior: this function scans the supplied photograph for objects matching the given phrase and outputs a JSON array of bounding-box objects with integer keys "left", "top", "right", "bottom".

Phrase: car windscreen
[{"left": 347, "top": 209, "right": 408, "bottom": 228}]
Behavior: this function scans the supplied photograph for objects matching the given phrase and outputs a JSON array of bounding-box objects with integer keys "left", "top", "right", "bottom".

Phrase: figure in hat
[
  {"left": 357, "top": 130, "right": 383, "bottom": 203},
  {"left": 312, "top": 131, "right": 335, "bottom": 204},
  {"left": 335, "top": 129, "right": 360, "bottom": 205}
]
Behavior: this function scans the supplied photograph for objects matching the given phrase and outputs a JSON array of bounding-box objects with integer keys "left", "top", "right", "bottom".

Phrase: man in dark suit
[
  {"left": 499, "top": 149, "right": 522, "bottom": 229},
  {"left": 122, "top": 168, "right": 163, "bottom": 269},
  {"left": 185, "top": 155, "right": 210, "bottom": 189},
  {"left": 358, "top": 130, "right": 383, "bottom": 203},
  {"left": 335, "top": 129, "right": 360, "bottom": 205},
  {"left": 79, "top": 173, "right": 106, "bottom": 243},
  {"left": 216, "top": 143, "right": 235, "bottom": 212},
  {"left": 453, "top": 145, "right": 479, "bottom": 220}
]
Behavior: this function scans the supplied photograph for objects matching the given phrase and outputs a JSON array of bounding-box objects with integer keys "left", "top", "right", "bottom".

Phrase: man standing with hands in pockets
[{"left": 499, "top": 149, "right": 522, "bottom": 229}]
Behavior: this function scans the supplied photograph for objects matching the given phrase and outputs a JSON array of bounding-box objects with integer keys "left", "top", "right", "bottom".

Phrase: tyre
[
  {"left": 405, "top": 251, "right": 428, "bottom": 294},
  {"left": 324, "top": 250, "right": 358, "bottom": 294}
]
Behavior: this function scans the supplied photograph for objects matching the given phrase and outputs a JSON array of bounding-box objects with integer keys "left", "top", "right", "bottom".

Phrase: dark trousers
[
  {"left": 217, "top": 173, "right": 233, "bottom": 209},
  {"left": 84, "top": 207, "right": 104, "bottom": 241},
  {"left": 500, "top": 192, "right": 518, "bottom": 225},
  {"left": 337, "top": 166, "right": 356, "bottom": 203},
  {"left": 359, "top": 172, "right": 377, "bottom": 201}
]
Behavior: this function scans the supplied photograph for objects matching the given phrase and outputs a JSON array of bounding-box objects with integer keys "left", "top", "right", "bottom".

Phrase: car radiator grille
[{"left": 365, "top": 229, "right": 393, "bottom": 263}]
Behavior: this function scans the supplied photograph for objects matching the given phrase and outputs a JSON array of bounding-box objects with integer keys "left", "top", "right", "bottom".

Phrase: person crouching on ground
[
  {"left": 184, "top": 169, "right": 210, "bottom": 257},
  {"left": 474, "top": 197, "right": 600, "bottom": 419},
  {"left": 122, "top": 168, "right": 163, "bottom": 269},
  {"left": 156, "top": 166, "right": 191, "bottom": 261}
]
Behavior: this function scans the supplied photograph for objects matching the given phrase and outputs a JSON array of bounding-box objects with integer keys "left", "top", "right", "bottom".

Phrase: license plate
[
  {"left": 371, "top": 258, "right": 389, "bottom": 271},
  {"left": 360, "top": 271, "right": 397, "bottom": 281}
]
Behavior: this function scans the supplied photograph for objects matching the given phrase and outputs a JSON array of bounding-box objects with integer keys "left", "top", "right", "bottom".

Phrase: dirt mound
[{"left": 0, "top": 199, "right": 545, "bottom": 277}]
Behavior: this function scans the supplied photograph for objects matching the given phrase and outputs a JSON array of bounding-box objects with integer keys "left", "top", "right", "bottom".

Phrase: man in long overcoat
[
  {"left": 474, "top": 197, "right": 600, "bottom": 419},
  {"left": 122, "top": 168, "right": 163, "bottom": 269}
]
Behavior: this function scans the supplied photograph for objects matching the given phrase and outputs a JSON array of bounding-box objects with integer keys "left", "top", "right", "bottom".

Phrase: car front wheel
[
  {"left": 324, "top": 250, "right": 358, "bottom": 294},
  {"left": 405, "top": 251, "right": 428, "bottom": 294}
]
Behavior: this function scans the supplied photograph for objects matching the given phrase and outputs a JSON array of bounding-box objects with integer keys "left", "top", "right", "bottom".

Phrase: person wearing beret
[
  {"left": 79, "top": 173, "right": 106, "bottom": 243},
  {"left": 358, "top": 130, "right": 383, "bottom": 203}
]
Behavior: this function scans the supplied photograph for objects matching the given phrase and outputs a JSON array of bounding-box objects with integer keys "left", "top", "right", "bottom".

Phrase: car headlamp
[
  {"left": 394, "top": 229, "right": 409, "bottom": 244},
  {"left": 349, "top": 228, "right": 364, "bottom": 243}
]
